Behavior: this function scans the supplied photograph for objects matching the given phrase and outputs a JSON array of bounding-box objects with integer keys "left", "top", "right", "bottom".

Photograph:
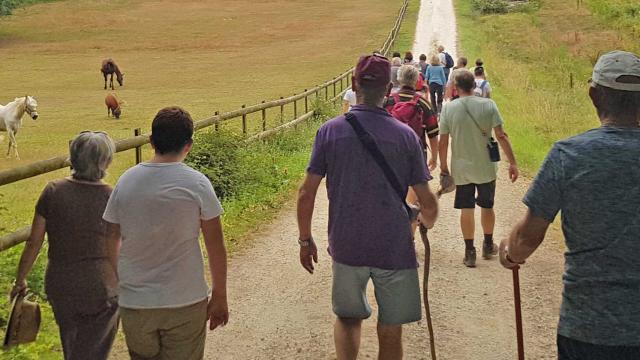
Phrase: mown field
[
  {"left": 456, "top": 0, "right": 639, "bottom": 172},
  {"left": 0, "top": 0, "right": 409, "bottom": 358}
]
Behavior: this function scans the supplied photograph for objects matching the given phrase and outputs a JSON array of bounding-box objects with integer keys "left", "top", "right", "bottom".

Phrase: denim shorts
[{"left": 332, "top": 261, "right": 421, "bottom": 326}]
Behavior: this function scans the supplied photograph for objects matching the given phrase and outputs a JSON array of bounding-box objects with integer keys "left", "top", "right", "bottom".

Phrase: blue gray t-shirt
[
  {"left": 524, "top": 126, "right": 640, "bottom": 346},
  {"left": 307, "top": 105, "right": 432, "bottom": 270}
]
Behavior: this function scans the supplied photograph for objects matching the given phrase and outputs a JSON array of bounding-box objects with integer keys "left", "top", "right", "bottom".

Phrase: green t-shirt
[{"left": 439, "top": 96, "right": 503, "bottom": 185}]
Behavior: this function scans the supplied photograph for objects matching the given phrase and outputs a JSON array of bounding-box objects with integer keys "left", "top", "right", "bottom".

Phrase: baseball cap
[
  {"left": 355, "top": 54, "right": 391, "bottom": 87},
  {"left": 591, "top": 51, "right": 640, "bottom": 92}
]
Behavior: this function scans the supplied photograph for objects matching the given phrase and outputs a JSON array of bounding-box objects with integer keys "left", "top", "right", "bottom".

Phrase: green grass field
[
  {"left": 0, "top": 0, "right": 416, "bottom": 358},
  {"left": 455, "top": 0, "right": 639, "bottom": 173}
]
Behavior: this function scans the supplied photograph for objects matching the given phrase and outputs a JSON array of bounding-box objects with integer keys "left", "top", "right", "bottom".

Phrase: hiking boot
[
  {"left": 463, "top": 247, "right": 477, "bottom": 268},
  {"left": 482, "top": 242, "right": 498, "bottom": 260}
]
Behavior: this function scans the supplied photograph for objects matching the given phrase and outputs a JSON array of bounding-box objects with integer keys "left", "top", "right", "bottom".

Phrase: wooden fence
[{"left": 0, "top": 0, "right": 410, "bottom": 252}]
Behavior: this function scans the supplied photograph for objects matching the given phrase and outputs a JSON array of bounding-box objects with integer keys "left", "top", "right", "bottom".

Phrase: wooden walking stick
[
  {"left": 419, "top": 224, "right": 437, "bottom": 360},
  {"left": 512, "top": 266, "right": 525, "bottom": 360}
]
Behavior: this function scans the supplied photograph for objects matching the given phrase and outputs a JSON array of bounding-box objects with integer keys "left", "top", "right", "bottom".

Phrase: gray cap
[{"left": 591, "top": 51, "right": 640, "bottom": 92}]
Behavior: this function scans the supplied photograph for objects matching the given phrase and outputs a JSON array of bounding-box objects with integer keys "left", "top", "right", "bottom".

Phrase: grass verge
[{"left": 454, "top": 0, "right": 639, "bottom": 173}]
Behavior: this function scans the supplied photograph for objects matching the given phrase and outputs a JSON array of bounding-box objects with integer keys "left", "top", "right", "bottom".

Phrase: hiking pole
[
  {"left": 512, "top": 266, "right": 525, "bottom": 360},
  {"left": 419, "top": 224, "right": 437, "bottom": 360}
]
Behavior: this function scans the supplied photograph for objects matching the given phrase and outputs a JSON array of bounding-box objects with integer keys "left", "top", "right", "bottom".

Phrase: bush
[{"left": 472, "top": 0, "right": 509, "bottom": 14}]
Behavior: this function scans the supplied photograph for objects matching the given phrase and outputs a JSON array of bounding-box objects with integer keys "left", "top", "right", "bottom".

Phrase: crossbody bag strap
[
  {"left": 460, "top": 99, "right": 488, "bottom": 137},
  {"left": 344, "top": 112, "right": 412, "bottom": 218}
]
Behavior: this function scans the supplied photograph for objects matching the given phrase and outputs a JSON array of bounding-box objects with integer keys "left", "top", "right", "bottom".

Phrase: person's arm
[
  {"left": 105, "top": 221, "right": 121, "bottom": 275},
  {"left": 202, "top": 217, "right": 229, "bottom": 330},
  {"left": 493, "top": 125, "right": 518, "bottom": 182},
  {"left": 296, "top": 173, "right": 323, "bottom": 274},
  {"left": 438, "top": 133, "right": 450, "bottom": 175},
  {"left": 499, "top": 209, "right": 551, "bottom": 268},
  {"left": 11, "top": 214, "right": 46, "bottom": 299},
  {"left": 428, "top": 136, "right": 438, "bottom": 171},
  {"left": 412, "top": 182, "right": 438, "bottom": 229}
]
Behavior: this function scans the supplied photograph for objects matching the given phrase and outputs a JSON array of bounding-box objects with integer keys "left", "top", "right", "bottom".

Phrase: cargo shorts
[{"left": 332, "top": 261, "right": 422, "bottom": 326}]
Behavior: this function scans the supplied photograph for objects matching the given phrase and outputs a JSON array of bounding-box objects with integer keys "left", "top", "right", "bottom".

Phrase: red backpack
[{"left": 388, "top": 94, "right": 424, "bottom": 138}]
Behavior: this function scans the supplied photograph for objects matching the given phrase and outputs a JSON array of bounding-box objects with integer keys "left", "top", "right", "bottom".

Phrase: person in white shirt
[
  {"left": 342, "top": 88, "right": 357, "bottom": 113},
  {"left": 103, "top": 107, "right": 228, "bottom": 360},
  {"left": 473, "top": 66, "right": 492, "bottom": 98}
]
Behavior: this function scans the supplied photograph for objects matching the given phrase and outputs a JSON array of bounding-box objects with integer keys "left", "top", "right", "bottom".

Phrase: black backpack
[{"left": 444, "top": 52, "right": 454, "bottom": 68}]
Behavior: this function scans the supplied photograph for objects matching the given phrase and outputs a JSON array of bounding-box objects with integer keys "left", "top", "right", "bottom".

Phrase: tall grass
[{"left": 0, "top": 0, "right": 53, "bottom": 15}]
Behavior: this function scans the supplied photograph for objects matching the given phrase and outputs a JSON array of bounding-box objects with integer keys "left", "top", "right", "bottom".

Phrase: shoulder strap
[
  {"left": 480, "top": 80, "right": 487, "bottom": 90},
  {"left": 344, "top": 112, "right": 413, "bottom": 218},
  {"left": 460, "top": 99, "right": 488, "bottom": 137}
]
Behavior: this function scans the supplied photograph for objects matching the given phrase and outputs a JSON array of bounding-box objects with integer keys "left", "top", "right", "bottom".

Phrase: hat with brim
[
  {"left": 591, "top": 51, "right": 640, "bottom": 92},
  {"left": 3, "top": 295, "right": 41, "bottom": 349}
]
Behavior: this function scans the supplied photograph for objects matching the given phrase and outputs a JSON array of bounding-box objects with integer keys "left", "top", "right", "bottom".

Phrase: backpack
[
  {"left": 473, "top": 80, "right": 488, "bottom": 97},
  {"left": 444, "top": 52, "right": 454, "bottom": 68},
  {"left": 388, "top": 94, "right": 424, "bottom": 138}
]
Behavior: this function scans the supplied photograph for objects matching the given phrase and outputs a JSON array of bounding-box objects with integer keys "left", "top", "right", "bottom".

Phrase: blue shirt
[
  {"left": 425, "top": 65, "right": 446, "bottom": 86},
  {"left": 523, "top": 126, "right": 640, "bottom": 346},
  {"left": 307, "top": 105, "right": 432, "bottom": 270}
]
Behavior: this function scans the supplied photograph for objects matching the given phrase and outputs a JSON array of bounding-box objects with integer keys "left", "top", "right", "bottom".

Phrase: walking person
[
  {"left": 438, "top": 70, "right": 519, "bottom": 267},
  {"left": 10, "top": 131, "right": 119, "bottom": 360},
  {"left": 342, "top": 87, "right": 356, "bottom": 113},
  {"left": 473, "top": 67, "right": 492, "bottom": 98},
  {"left": 445, "top": 57, "right": 469, "bottom": 101},
  {"left": 390, "top": 56, "right": 403, "bottom": 92},
  {"left": 425, "top": 53, "right": 447, "bottom": 113},
  {"left": 297, "top": 54, "right": 439, "bottom": 360},
  {"left": 418, "top": 54, "right": 428, "bottom": 75},
  {"left": 103, "top": 107, "right": 229, "bottom": 360},
  {"left": 436, "top": 45, "right": 454, "bottom": 82},
  {"left": 403, "top": 51, "right": 417, "bottom": 67},
  {"left": 500, "top": 50, "right": 640, "bottom": 359}
]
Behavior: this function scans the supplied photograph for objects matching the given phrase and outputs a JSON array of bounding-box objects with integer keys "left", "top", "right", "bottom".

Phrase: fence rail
[{"left": 0, "top": 0, "right": 410, "bottom": 252}]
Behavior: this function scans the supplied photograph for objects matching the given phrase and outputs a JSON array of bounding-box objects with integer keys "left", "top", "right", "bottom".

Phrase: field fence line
[{"left": 0, "top": 0, "right": 410, "bottom": 252}]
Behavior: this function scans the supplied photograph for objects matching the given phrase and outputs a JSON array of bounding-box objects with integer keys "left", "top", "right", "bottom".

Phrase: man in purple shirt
[{"left": 296, "top": 54, "right": 439, "bottom": 360}]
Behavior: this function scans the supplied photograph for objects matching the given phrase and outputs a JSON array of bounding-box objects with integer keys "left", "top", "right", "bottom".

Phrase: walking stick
[
  {"left": 419, "top": 224, "right": 437, "bottom": 360},
  {"left": 512, "top": 266, "right": 525, "bottom": 360}
]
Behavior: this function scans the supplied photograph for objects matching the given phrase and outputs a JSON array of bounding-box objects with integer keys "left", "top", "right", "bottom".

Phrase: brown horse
[
  {"left": 105, "top": 93, "right": 122, "bottom": 119},
  {"left": 101, "top": 58, "right": 124, "bottom": 90}
]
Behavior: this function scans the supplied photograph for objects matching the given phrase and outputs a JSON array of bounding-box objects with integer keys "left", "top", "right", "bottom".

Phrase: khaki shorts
[
  {"left": 120, "top": 299, "right": 208, "bottom": 360},
  {"left": 332, "top": 261, "right": 422, "bottom": 325}
]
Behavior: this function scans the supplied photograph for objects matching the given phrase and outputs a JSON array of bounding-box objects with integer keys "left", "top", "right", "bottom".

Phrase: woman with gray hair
[{"left": 11, "top": 131, "right": 120, "bottom": 360}]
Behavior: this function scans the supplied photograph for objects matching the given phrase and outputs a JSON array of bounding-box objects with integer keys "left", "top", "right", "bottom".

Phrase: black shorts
[
  {"left": 454, "top": 181, "right": 496, "bottom": 209},
  {"left": 558, "top": 335, "right": 640, "bottom": 360}
]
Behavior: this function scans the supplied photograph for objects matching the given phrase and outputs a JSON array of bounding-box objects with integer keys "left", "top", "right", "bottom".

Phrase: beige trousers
[{"left": 120, "top": 299, "right": 208, "bottom": 360}]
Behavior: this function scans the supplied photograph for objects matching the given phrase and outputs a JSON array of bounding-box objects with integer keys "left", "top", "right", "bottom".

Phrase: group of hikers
[{"left": 6, "top": 47, "right": 639, "bottom": 360}]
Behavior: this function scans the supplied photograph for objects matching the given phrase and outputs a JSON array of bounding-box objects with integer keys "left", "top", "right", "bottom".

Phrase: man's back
[
  {"left": 103, "top": 162, "right": 223, "bottom": 308},
  {"left": 524, "top": 127, "right": 640, "bottom": 346},
  {"left": 307, "top": 105, "right": 430, "bottom": 270},
  {"left": 440, "top": 96, "right": 502, "bottom": 185}
]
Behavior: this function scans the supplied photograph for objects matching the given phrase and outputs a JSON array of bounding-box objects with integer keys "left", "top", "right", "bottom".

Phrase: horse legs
[
  {"left": 110, "top": 73, "right": 115, "bottom": 90},
  {"left": 104, "top": 73, "right": 108, "bottom": 90},
  {"left": 7, "top": 130, "right": 19, "bottom": 159}
]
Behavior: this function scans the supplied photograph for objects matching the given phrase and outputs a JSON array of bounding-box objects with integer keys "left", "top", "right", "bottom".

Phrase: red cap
[{"left": 355, "top": 55, "right": 391, "bottom": 87}]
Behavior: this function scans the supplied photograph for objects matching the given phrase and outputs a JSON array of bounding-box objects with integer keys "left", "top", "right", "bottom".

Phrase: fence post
[
  {"left": 304, "top": 90, "right": 308, "bottom": 114},
  {"left": 294, "top": 94, "right": 298, "bottom": 119},
  {"left": 280, "top": 97, "right": 284, "bottom": 124},
  {"left": 569, "top": 73, "right": 574, "bottom": 88},
  {"left": 340, "top": 77, "right": 344, "bottom": 93},
  {"left": 261, "top": 101, "right": 266, "bottom": 131},
  {"left": 333, "top": 78, "right": 337, "bottom": 99},
  {"left": 134, "top": 128, "right": 142, "bottom": 164},
  {"left": 325, "top": 85, "right": 328, "bottom": 101},
  {"left": 241, "top": 105, "right": 247, "bottom": 134},
  {"left": 214, "top": 111, "right": 219, "bottom": 131}
]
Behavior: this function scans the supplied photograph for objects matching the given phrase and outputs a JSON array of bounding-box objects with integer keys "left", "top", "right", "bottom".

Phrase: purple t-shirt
[{"left": 308, "top": 105, "right": 432, "bottom": 270}]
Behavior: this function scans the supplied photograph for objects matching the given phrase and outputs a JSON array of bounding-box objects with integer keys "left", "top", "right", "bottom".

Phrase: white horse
[{"left": 0, "top": 96, "right": 39, "bottom": 159}]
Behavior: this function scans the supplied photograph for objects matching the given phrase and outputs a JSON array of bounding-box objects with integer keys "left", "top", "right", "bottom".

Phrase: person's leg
[
  {"left": 334, "top": 318, "right": 363, "bottom": 360},
  {"left": 371, "top": 267, "right": 421, "bottom": 359},
  {"left": 435, "top": 84, "right": 444, "bottom": 112},
  {"left": 332, "top": 262, "right": 372, "bottom": 360},
  {"left": 49, "top": 298, "right": 77, "bottom": 360},
  {"left": 455, "top": 184, "right": 478, "bottom": 267},
  {"left": 477, "top": 181, "right": 497, "bottom": 259},
  {"left": 158, "top": 300, "right": 208, "bottom": 360},
  {"left": 69, "top": 297, "right": 119, "bottom": 360},
  {"left": 377, "top": 324, "right": 402, "bottom": 360},
  {"left": 429, "top": 85, "right": 438, "bottom": 113},
  {"left": 120, "top": 307, "right": 161, "bottom": 360}
]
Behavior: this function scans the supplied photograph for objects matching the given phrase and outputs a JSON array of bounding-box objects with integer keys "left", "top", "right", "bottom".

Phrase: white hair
[
  {"left": 398, "top": 65, "right": 420, "bottom": 87},
  {"left": 70, "top": 131, "right": 115, "bottom": 181}
]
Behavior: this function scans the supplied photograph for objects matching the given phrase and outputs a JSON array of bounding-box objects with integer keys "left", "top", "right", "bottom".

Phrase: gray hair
[
  {"left": 391, "top": 57, "right": 402, "bottom": 66},
  {"left": 70, "top": 131, "right": 115, "bottom": 181},
  {"left": 398, "top": 65, "right": 420, "bottom": 88}
]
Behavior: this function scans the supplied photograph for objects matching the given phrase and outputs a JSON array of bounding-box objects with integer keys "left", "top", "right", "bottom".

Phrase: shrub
[{"left": 472, "top": 0, "right": 509, "bottom": 14}]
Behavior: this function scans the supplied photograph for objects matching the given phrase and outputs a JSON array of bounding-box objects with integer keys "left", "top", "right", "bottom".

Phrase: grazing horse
[
  {"left": 105, "top": 93, "right": 122, "bottom": 119},
  {"left": 0, "top": 96, "right": 39, "bottom": 160},
  {"left": 101, "top": 58, "right": 124, "bottom": 90}
]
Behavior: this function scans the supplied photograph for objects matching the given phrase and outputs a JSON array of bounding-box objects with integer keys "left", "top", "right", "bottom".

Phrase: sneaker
[
  {"left": 463, "top": 247, "right": 477, "bottom": 267},
  {"left": 482, "top": 242, "right": 498, "bottom": 260}
]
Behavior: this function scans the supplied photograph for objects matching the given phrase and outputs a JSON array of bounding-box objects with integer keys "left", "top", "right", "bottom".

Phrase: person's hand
[
  {"left": 509, "top": 163, "right": 519, "bottom": 183},
  {"left": 10, "top": 279, "right": 27, "bottom": 300},
  {"left": 428, "top": 157, "right": 437, "bottom": 171},
  {"left": 499, "top": 240, "right": 524, "bottom": 270},
  {"left": 440, "top": 165, "right": 450, "bottom": 176},
  {"left": 299, "top": 238, "right": 318, "bottom": 274},
  {"left": 207, "top": 292, "right": 229, "bottom": 330}
]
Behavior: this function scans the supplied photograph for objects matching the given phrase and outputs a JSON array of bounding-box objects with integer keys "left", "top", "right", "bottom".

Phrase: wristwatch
[{"left": 298, "top": 237, "right": 313, "bottom": 247}]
